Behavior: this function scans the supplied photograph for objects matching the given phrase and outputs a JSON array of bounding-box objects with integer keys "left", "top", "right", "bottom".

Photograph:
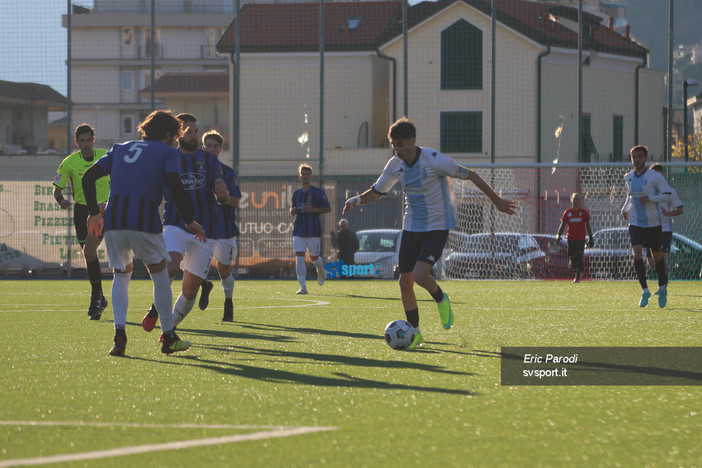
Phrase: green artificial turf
[{"left": 0, "top": 279, "right": 700, "bottom": 467}]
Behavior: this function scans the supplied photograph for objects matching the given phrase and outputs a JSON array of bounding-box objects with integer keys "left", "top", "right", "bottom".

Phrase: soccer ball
[{"left": 384, "top": 320, "right": 416, "bottom": 350}]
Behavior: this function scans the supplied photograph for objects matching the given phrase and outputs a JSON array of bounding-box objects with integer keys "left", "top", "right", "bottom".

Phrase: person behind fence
[
  {"left": 556, "top": 192, "right": 594, "bottom": 283},
  {"left": 621, "top": 145, "right": 673, "bottom": 309},
  {"left": 336, "top": 219, "right": 359, "bottom": 268},
  {"left": 141, "top": 113, "right": 229, "bottom": 336},
  {"left": 342, "top": 117, "right": 516, "bottom": 349},
  {"left": 644, "top": 163, "right": 683, "bottom": 290},
  {"left": 291, "top": 163, "right": 331, "bottom": 294},
  {"left": 53, "top": 123, "right": 110, "bottom": 320},
  {"left": 198, "top": 130, "right": 241, "bottom": 322},
  {"left": 81, "top": 109, "right": 204, "bottom": 356}
]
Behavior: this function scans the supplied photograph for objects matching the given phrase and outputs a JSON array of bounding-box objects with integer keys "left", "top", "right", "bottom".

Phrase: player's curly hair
[
  {"left": 138, "top": 110, "right": 182, "bottom": 141},
  {"left": 388, "top": 117, "right": 416, "bottom": 141}
]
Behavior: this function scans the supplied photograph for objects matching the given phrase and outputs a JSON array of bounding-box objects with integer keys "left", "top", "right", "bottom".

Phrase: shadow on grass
[
  {"left": 129, "top": 353, "right": 477, "bottom": 396},
  {"left": 195, "top": 343, "right": 471, "bottom": 375}
]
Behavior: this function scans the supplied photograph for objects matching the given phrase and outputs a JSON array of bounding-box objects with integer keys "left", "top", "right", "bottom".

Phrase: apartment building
[{"left": 63, "top": 0, "right": 234, "bottom": 148}]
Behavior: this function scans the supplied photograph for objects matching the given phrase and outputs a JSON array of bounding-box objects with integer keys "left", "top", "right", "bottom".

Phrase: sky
[{"left": 0, "top": 0, "right": 93, "bottom": 96}]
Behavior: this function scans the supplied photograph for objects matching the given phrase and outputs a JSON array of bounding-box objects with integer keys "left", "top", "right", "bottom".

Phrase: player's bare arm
[
  {"left": 455, "top": 166, "right": 516, "bottom": 215},
  {"left": 342, "top": 188, "right": 382, "bottom": 214},
  {"left": 185, "top": 221, "right": 206, "bottom": 242},
  {"left": 214, "top": 178, "right": 229, "bottom": 204},
  {"left": 53, "top": 186, "right": 70, "bottom": 210},
  {"left": 661, "top": 206, "right": 684, "bottom": 217},
  {"left": 87, "top": 214, "right": 103, "bottom": 237}
]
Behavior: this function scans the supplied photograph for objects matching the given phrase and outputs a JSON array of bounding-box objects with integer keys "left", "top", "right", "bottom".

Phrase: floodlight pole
[
  {"left": 403, "top": 0, "right": 408, "bottom": 117},
  {"left": 667, "top": 0, "right": 674, "bottom": 161},
  {"left": 66, "top": 0, "right": 73, "bottom": 278},
  {"left": 577, "top": 0, "right": 583, "bottom": 162},
  {"left": 150, "top": 0, "right": 156, "bottom": 110},
  {"left": 319, "top": 0, "right": 325, "bottom": 185}
]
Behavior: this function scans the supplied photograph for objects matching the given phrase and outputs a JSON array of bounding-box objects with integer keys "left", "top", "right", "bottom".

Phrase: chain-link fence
[{"left": 1, "top": 0, "right": 701, "bottom": 278}]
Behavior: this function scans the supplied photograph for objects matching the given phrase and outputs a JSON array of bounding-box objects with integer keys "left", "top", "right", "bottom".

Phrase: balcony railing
[
  {"left": 139, "top": 45, "right": 163, "bottom": 59},
  {"left": 201, "top": 45, "right": 224, "bottom": 60}
]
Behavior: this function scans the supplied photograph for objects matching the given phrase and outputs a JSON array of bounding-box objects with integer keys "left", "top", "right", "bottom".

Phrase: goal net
[{"left": 442, "top": 162, "right": 702, "bottom": 281}]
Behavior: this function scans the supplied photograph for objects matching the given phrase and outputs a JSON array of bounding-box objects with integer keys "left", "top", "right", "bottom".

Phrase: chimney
[
  {"left": 608, "top": 16, "right": 614, "bottom": 31},
  {"left": 625, "top": 24, "right": 630, "bottom": 38}
]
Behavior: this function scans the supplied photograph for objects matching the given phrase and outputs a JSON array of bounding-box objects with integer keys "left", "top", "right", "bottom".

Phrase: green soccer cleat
[
  {"left": 161, "top": 332, "right": 192, "bottom": 355},
  {"left": 437, "top": 293, "right": 453, "bottom": 329},
  {"left": 639, "top": 290, "right": 651, "bottom": 307},
  {"left": 657, "top": 288, "right": 667, "bottom": 308},
  {"left": 408, "top": 329, "right": 424, "bottom": 349}
]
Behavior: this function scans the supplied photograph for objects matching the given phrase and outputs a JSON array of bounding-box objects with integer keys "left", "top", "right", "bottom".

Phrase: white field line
[
  {"left": 0, "top": 297, "right": 330, "bottom": 312},
  {"left": 0, "top": 421, "right": 336, "bottom": 467}
]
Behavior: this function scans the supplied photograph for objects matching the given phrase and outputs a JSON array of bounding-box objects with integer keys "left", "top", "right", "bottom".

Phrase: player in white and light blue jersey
[
  {"left": 343, "top": 117, "right": 516, "bottom": 348},
  {"left": 372, "top": 147, "right": 458, "bottom": 232},
  {"left": 644, "top": 163, "right": 684, "bottom": 287},
  {"left": 621, "top": 145, "right": 673, "bottom": 308}
]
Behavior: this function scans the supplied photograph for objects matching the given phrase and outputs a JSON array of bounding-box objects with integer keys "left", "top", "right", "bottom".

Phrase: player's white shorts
[
  {"left": 213, "top": 237, "right": 238, "bottom": 266},
  {"left": 104, "top": 230, "right": 170, "bottom": 272},
  {"left": 163, "top": 225, "right": 215, "bottom": 280},
  {"left": 293, "top": 236, "right": 321, "bottom": 257}
]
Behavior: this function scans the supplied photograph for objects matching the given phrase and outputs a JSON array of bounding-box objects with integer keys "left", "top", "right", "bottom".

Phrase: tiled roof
[
  {"left": 217, "top": 0, "right": 647, "bottom": 59},
  {"left": 140, "top": 73, "right": 229, "bottom": 95},
  {"left": 217, "top": 1, "right": 402, "bottom": 53},
  {"left": 0, "top": 80, "right": 66, "bottom": 107}
]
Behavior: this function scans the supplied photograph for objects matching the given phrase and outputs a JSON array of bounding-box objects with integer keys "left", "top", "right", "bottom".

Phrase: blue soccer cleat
[{"left": 639, "top": 290, "right": 651, "bottom": 308}]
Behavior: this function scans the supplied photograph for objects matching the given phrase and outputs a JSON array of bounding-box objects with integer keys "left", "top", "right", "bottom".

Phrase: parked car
[
  {"left": 442, "top": 232, "right": 547, "bottom": 279},
  {"left": 588, "top": 228, "right": 702, "bottom": 280},
  {"left": 531, "top": 233, "right": 590, "bottom": 280},
  {"left": 354, "top": 229, "right": 402, "bottom": 279}
]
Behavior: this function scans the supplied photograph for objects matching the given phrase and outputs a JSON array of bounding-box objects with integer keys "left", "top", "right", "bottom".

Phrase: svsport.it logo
[{"left": 324, "top": 260, "right": 381, "bottom": 279}]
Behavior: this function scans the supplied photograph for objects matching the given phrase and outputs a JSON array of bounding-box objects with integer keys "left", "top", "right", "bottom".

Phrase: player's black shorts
[
  {"left": 567, "top": 240, "right": 586, "bottom": 257},
  {"left": 398, "top": 230, "right": 449, "bottom": 274},
  {"left": 628, "top": 225, "right": 663, "bottom": 252},
  {"left": 73, "top": 203, "right": 89, "bottom": 244},
  {"left": 646, "top": 231, "right": 672, "bottom": 257}
]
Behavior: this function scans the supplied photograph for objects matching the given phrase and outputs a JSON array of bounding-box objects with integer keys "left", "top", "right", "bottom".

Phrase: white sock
[
  {"left": 296, "top": 256, "right": 307, "bottom": 288},
  {"left": 111, "top": 272, "right": 132, "bottom": 329},
  {"left": 151, "top": 269, "right": 174, "bottom": 333},
  {"left": 221, "top": 273, "right": 235, "bottom": 299},
  {"left": 173, "top": 293, "right": 197, "bottom": 327}
]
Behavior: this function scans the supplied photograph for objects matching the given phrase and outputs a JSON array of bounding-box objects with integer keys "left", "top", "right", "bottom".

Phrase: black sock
[
  {"left": 147, "top": 303, "right": 159, "bottom": 318},
  {"left": 404, "top": 308, "right": 419, "bottom": 328},
  {"left": 431, "top": 286, "right": 444, "bottom": 303},
  {"left": 634, "top": 258, "right": 648, "bottom": 290},
  {"left": 86, "top": 258, "right": 103, "bottom": 296},
  {"left": 655, "top": 260, "right": 668, "bottom": 287}
]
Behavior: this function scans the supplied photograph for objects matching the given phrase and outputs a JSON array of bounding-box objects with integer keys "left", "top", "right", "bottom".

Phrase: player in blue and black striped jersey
[
  {"left": 197, "top": 130, "right": 241, "bottom": 322},
  {"left": 141, "top": 114, "right": 230, "bottom": 334},
  {"left": 291, "top": 163, "right": 331, "bottom": 294},
  {"left": 82, "top": 110, "right": 205, "bottom": 356}
]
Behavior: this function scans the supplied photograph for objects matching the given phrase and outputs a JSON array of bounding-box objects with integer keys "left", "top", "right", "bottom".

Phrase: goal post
[{"left": 442, "top": 162, "right": 702, "bottom": 281}]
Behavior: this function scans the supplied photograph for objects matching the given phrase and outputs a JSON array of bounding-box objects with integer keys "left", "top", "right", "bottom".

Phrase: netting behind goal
[{"left": 443, "top": 162, "right": 702, "bottom": 281}]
